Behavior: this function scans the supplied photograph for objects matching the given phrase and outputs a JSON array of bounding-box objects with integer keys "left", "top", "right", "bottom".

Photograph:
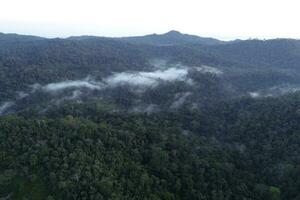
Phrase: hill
[
  {"left": 117, "top": 30, "right": 225, "bottom": 46},
  {"left": 1, "top": 31, "right": 300, "bottom": 199}
]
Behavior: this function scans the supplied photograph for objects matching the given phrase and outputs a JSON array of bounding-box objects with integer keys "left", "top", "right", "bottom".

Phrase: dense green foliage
[
  {"left": 0, "top": 34, "right": 148, "bottom": 101},
  {"left": 1, "top": 31, "right": 300, "bottom": 199},
  {"left": 207, "top": 39, "right": 300, "bottom": 69},
  {"left": 1, "top": 94, "right": 300, "bottom": 199},
  {"left": 2, "top": 31, "right": 300, "bottom": 103}
]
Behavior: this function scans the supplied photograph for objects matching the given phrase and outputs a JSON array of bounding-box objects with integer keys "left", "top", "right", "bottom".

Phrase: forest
[{"left": 1, "top": 31, "right": 300, "bottom": 199}]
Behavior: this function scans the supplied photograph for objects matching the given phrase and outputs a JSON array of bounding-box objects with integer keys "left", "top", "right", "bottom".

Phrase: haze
[{"left": 0, "top": 0, "right": 300, "bottom": 40}]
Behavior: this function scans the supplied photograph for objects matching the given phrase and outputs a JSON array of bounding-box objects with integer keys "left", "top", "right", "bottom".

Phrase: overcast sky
[{"left": 0, "top": 0, "right": 299, "bottom": 40}]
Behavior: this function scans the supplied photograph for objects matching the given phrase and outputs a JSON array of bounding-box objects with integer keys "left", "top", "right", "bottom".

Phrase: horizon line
[{"left": 1, "top": 30, "right": 299, "bottom": 42}]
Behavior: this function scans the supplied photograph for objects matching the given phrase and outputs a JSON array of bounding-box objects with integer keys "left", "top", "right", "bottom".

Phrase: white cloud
[
  {"left": 104, "top": 67, "right": 189, "bottom": 87},
  {"left": 43, "top": 80, "right": 104, "bottom": 92},
  {"left": 28, "top": 66, "right": 190, "bottom": 94},
  {"left": 171, "top": 92, "right": 191, "bottom": 109},
  {"left": 249, "top": 84, "right": 300, "bottom": 98},
  {"left": 195, "top": 65, "right": 223, "bottom": 75},
  {"left": 249, "top": 92, "right": 260, "bottom": 98},
  {"left": 0, "top": 101, "right": 14, "bottom": 115}
]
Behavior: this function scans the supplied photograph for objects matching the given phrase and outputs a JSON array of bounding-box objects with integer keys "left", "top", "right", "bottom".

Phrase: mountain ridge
[{"left": 2, "top": 30, "right": 300, "bottom": 46}]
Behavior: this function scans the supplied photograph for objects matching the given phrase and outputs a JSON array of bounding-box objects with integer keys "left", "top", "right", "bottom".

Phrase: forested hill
[
  {"left": 207, "top": 39, "right": 300, "bottom": 69},
  {"left": 1, "top": 93, "right": 300, "bottom": 199},
  {"left": 2, "top": 31, "right": 300, "bottom": 114},
  {"left": 1, "top": 31, "right": 300, "bottom": 199},
  {"left": 116, "top": 30, "right": 225, "bottom": 46}
]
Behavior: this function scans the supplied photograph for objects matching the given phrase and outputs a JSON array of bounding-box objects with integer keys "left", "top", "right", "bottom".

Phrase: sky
[{"left": 0, "top": 0, "right": 299, "bottom": 40}]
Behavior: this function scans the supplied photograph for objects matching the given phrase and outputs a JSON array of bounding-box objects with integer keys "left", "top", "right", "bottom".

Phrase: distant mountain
[
  {"left": 207, "top": 39, "right": 300, "bottom": 69},
  {"left": 2, "top": 31, "right": 300, "bottom": 200},
  {"left": 0, "top": 32, "right": 45, "bottom": 46},
  {"left": 2, "top": 31, "right": 300, "bottom": 111},
  {"left": 0, "top": 33, "right": 149, "bottom": 101},
  {"left": 117, "top": 30, "right": 225, "bottom": 46}
]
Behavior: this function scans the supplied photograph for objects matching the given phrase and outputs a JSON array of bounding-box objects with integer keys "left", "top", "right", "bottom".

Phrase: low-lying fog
[
  {"left": 249, "top": 84, "right": 300, "bottom": 98},
  {"left": 3, "top": 59, "right": 300, "bottom": 116},
  {"left": 1, "top": 61, "right": 224, "bottom": 115}
]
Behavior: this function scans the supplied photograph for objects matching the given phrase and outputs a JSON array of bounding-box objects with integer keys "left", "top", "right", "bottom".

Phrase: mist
[
  {"left": 195, "top": 65, "right": 223, "bottom": 76},
  {"left": 249, "top": 84, "right": 300, "bottom": 98},
  {"left": 0, "top": 101, "right": 14, "bottom": 115},
  {"left": 170, "top": 92, "right": 192, "bottom": 109},
  {"left": 0, "top": 61, "right": 229, "bottom": 115},
  {"left": 38, "top": 78, "right": 104, "bottom": 92},
  {"left": 29, "top": 65, "right": 191, "bottom": 94},
  {"left": 104, "top": 67, "right": 190, "bottom": 88}
]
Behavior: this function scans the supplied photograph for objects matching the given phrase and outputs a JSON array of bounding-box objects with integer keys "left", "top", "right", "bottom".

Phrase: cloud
[
  {"left": 16, "top": 91, "right": 29, "bottom": 99},
  {"left": 170, "top": 92, "right": 191, "bottom": 109},
  {"left": 68, "top": 90, "right": 83, "bottom": 100},
  {"left": 104, "top": 67, "right": 189, "bottom": 87},
  {"left": 195, "top": 65, "right": 223, "bottom": 75},
  {"left": 249, "top": 84, "right": 300, "bottom": 98},
  {"left": 0, "top": 101, "right": 14, "bottom": 115},
  {"left": 28, "top": 66, "right": 190, "bottom": 94},
  {"left": 42, "top": 79, "right": 104, "bottom": 92},
  {"left": 249, "top": 92, "right": 260, "bottom": 98},
  {"left": 1, "top": 63, "right": 195, "bottom": 115}
]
